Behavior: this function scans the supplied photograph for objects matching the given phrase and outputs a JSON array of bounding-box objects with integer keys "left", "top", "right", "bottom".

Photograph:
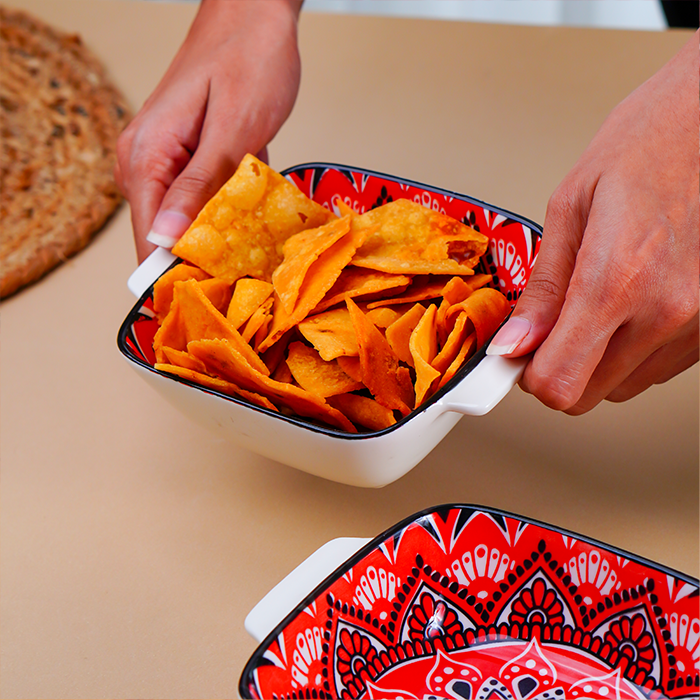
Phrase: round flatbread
[{"left": 0, "top": 5, "right": 131, "bottom": 298}]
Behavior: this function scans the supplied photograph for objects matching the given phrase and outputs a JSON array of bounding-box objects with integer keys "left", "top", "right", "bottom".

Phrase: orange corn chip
[
  {"left": 197, "top": 277, "right": 233, "bottom": 316},
  {"left": 385, "top": 303, "right": 427, "bottom": 366},
  {"left": 432, "top": 311, "right": 470, "bottom": 375},
  {"left": 438, "top": 332, "right": 477, "bottom": 389},
  {"left": 273, "top": 215, "right": 352, "bottom": 314},
  {"left": 350, "top": 199, "right": 488, "bottom": 275},
  {"left": 160, "top": 346, "right": 207, "bottom": 374},
  {"left": 328, "top": 393, "right": 396, "bottom": 432},
  {"left": 365, "top": 275, "right": 453, "bottom": 309},
  {"left": 154, "top": 363, "right": 278, "bottom": 412},
  {"left": 346, "top": 298, "right": 412, "bottom": 416},
  {"left": 172, "top": 154, "right": 335, "bottom": 284},
  {"left": 313, "top": 266, "right": 411, "bottom": 314},
  {"left": 445, "top": 287, "right": 511, "bottom": 349},
  {"left": 409, "top": 304, "right": 441, "bottom": 405},
  {"left": 242, "top": 296, "right": 274, "bottom": 344},
  {"left": 286, "top": 342, "right": 363, "bottom": 398},
  {"left": 260, "top": 224, "right": 371, "bottom": 352},
  {"left": 336, "top": 355, "right": 363, "bottom": 383},
  {"left": 365, "top": 306, "right": 405, "bottom": 328},
  {"left": 271, "top": 359, "right": 294, "bottom": 384},
  {"left": 297, "top": 308, "right": 359, "bottom": 361},
  {"left": 152, "top": 263, "right": 211, "bottom": 321},
  {"left": 227, "top": 278, "right": 274, "bottom": 329},
  {"left": 173, "top": 279, "right": 270, "bottom": 375},
  {"left": 187, "top": 338, "right": 357, "bottom": 432}
]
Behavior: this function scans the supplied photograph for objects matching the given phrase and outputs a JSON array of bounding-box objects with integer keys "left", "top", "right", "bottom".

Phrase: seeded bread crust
[{"left": 0, "top": 5, "right": 131, "bottom": 298}]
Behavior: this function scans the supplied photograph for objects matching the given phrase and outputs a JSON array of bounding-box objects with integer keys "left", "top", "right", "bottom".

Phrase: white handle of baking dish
[
  {"left": 438, "top": 353, "right": 527, "bottom": 416},
  {"left": 127, "top": 247, "right": 177, "bottom": 298},
  {"left": 245, "top": 537, "right": 371, "bottom": 644}
]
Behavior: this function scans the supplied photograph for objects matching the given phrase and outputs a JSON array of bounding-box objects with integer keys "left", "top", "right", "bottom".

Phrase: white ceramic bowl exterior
[{"left": 118, "top": 164, "right": 541, "bottom": 487}]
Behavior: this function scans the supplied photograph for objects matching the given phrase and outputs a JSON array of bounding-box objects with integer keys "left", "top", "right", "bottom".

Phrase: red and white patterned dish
[
  {"left": 240, "top": 504, "right": 699, "bottom": 700},
  {"left": 118, "top": 164, "right": 542, "bottom": 487}
]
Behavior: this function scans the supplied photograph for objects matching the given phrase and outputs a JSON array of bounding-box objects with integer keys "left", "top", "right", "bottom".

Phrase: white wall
[{"left": 302, "top": 1, "right": 668, "bottom": 31}]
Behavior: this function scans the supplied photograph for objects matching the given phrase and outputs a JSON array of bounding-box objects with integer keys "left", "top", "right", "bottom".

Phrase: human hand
[
  {"left": 115, "top": 0, "right": 303, "bottom": 263},
  {"left": 487, "top": 31, "right": 699, "bottom": 415}
]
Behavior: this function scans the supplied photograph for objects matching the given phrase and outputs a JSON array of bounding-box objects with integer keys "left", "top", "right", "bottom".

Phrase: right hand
[{"left": 115, "top": 0, "right": 303, "bottom": 263}]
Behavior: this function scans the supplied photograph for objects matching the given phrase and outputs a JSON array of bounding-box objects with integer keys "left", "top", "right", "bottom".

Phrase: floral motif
[
  {"left": 604, "top": 614, "right": 656, "bottom": 672},
  {"left": 407, "top": 592, "right": 464, "bottom": 641},
  {"left": 336, "top": 628, "right": 378, "bottom": 688},
  {"left": 509, "top": 578, "right": 566, "bottom": 627}
]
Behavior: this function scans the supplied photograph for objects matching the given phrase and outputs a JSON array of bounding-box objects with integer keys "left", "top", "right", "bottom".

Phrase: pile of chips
[{"left": 152, "top": 154, "right": 511, "bottom": 433}]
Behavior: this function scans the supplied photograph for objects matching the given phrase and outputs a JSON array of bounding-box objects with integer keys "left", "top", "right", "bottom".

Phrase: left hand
[{"left": 487, "top": 31, "right": 699, "bottom": 415}]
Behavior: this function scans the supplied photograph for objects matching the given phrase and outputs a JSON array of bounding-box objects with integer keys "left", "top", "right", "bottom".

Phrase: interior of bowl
[
  {"left": 239, "top": 504, "right": 699, "bottom": 700},
  {"left": 117, "top": 163, "right": 543, "bottom": 437}
]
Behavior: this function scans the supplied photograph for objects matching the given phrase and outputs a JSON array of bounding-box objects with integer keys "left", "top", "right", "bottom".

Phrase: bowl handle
[
  {"left": 127, "top": 247, "right": 177, "bottom": 298},
  {"left": 244, "top": 537, "right": 371, "bottom": 644},
  {"left": 438, "top": 354, "right": 527, "bottom": 416}
]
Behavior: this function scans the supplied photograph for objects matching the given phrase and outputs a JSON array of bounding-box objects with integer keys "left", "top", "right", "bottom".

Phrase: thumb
[
  {"left": 486, "top": 181, "right": 590, "bottom": 357},
  {"left": 145, "top": 130, "right": 268, "bottom": 251}
]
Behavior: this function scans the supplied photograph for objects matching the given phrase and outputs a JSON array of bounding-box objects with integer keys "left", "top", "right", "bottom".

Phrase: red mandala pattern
[{"left": 240, "top": 505, "right": 699, "bottom": 700}]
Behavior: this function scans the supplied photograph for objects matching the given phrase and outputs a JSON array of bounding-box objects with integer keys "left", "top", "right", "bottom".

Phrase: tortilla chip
[
  {"left": 227, "top": 278, "right": 274, "bottom": 329},
  {"left": 336, "top": 355, "right": 363, "bottom": 383},
  {"left": 187, "top": 338, "right": 357, "bottom": 432},
  {"left": 241, "top": 296, "right": 274, "bottom": 344},
  {"left": 445, "top": 287, "right": 511, "bottom": 349},
  {"left": 172, "top": 154, "right": 336, "bottom": 283},
  {"left": 173, "top": 279, "right": 270, "bottom": 375},
  {"left": 313, "top": 266, "right": 411, "bottom": 314},
  {"left": 438, "top": 332, "right": 477, "bottom": 389},
  {"left": 271, "top": 359, "right": 294, "bottom": 384},
  {"left": 432, "top": 311, "right": 470, "bottom": 375},
  {"left": 346, "top": 298, "right": 412, "bottom": 416},
  {"left": 365, "top": 275, "right": 452, "bottom": 309},
  {"left": 350, "top": 199, "right": 489, "bottom": 275},
  {"left": 273, "top": 216, "right": 352, "bottom": 314},
  {"left": 259, "top": 224, "right": 371, "bottom": 351},
  {"left": 153, "top": 293, "right": 186, "bottom": 364},
  {"left": 160, "top": 346, "right": 207, "bottom": 374},
  {"left": 154, "top": 362, "right": 278, "bottom": 412},
  {"left": 365, "top": 306, "right": 405, "bottom": 329},
  {"left": 297, "top": 307, "right": 359, "bottom": 361},
  {"left": 152, "top": 263, "right": 211, "bottom": 321},
  {"left": 385, "top": 303, "right": 427, "bottom": 366},
  {"left": 197, "top": 277, "right": 233, "bottom": 316},
  {"left": 286, "top": 342, "right": 363, "bottom": 397},
  {"left": 328, "top": 393, "right": 396, "bottom": 432},
  {"left": 409, "top": 304, "right": 441, "bottom": 405}
]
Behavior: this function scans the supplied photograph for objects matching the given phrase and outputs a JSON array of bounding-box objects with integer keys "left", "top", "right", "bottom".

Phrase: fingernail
[
  {"left": 145, "top": 210, "right": 192, "bottom": 248},
  {"left": 486, "top": 316, "right": 532, "bottom": 356}
]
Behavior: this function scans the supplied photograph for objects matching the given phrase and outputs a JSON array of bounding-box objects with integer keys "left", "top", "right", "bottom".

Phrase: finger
[
  {"left": 145, "top": 104, "right": 267, "bottom": 251},
  {"left": 605, "top": 320, "right": 699, "bottom": 404},
  {"left": 487, "top": 176, "right": 592, "bottom": 357}
]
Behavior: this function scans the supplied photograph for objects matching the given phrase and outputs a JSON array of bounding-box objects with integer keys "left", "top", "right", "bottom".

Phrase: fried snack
[
  {"left": 328, "top": 393, "right": 396, "bottom": 431},
  {"left": 286, "top": 342, "right": 363, "bottom": 398},
  {"left": 153, "top": 263, "right": 211, "bottom": 321},
  {"left": 149, "top": 156, "right": 514, "bottom": 433},
  {"left": 273, "top": 216, "right": 352, "bottom": 314},
  {"left": 297, "top": 307, "right": 360, "bottom": 361},
  {"left": 313, "top": 267, "right": 411, "bottom": 314},
  {"left": 171, "top": 154, "right": 336, "bottom": 283},
  {"left": 187, "top": 338, "right": 357, "bottom": 433},
  {"left": 409, "top": 305, "right": 441, "bottom": 405},
  {"left": 346, "top": 298, "right": 413, "bottom": 416},
  {"left": 350, "top": 199, "right": 489, "bottom": 275},
  {"left": 259, "top": 222, "right": 370, "bottom": 351},
  {"left": 227, "top": 278, "right": 274, "bottom": 329}
]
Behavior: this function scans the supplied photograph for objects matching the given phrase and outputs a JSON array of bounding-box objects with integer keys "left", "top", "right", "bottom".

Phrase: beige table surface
[{"left": 1, "top": 2, "right": 697, "bottom": 698}]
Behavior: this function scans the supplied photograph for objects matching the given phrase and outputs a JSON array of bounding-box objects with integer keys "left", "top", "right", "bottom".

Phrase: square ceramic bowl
[
  {"left": 240, "top": 504, "right": 700, "bottom": 700},
  {"left": 117, "top": 164, "right": 542, "bottom": 487}
]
